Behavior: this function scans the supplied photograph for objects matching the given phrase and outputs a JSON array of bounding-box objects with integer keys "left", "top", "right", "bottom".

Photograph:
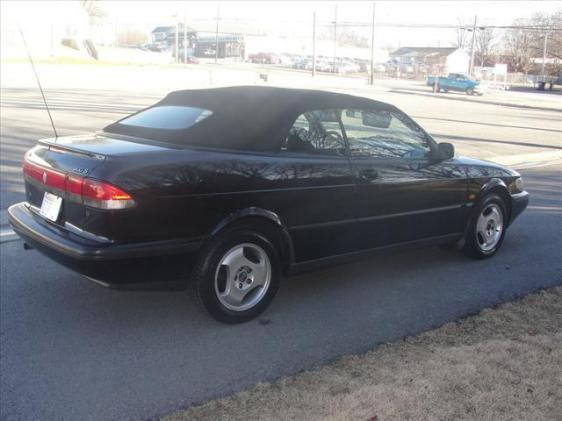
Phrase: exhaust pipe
[{"left": 23, "top": 242, "right": 34, "bottom": 250}]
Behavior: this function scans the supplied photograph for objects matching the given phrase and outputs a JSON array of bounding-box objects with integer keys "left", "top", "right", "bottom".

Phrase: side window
[
  {"left": 341, "top": 108, "right": 431, "bottom": 159},
  {"left": 282, "top": 109, "right": 346, "bottom": 156},
  {"left": 292, "top": 114, "right": 309, "bottom": 130}
]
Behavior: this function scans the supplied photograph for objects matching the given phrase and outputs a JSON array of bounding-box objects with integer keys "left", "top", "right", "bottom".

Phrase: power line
[{"left": 190, "top": 17, "right": 562, "bottom": 31}]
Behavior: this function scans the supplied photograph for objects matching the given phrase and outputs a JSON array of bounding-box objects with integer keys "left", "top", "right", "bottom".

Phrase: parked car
[
  {"left": 427, "top": 73, "right": 482, "bottom": 95},
  {"left": 248, "top": 52, "right": 280, "bottom": 64},
  {"left": 292, "top": 58, "right": 307, "bottom": 70},
  {"left": 336, "top": 60, "right": 361, "bottom": 74},
  {"left": 9, "top": 87, "right": 528, "bottom": 323},
  {"left": 277, "top": 54, "right": 294, "bottom": 67}
]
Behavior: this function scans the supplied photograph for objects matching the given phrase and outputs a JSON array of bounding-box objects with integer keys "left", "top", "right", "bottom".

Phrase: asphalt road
[
  {"left": 1, "top": 163, "right": 561, "bottom": 420},
  {"left": 1, "top": 64, "right": 562, "bottom": 420}
]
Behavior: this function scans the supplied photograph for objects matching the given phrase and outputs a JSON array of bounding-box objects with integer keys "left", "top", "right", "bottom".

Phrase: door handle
[{"left": 358, "top": 168, "right": 378, "bottom": 182}]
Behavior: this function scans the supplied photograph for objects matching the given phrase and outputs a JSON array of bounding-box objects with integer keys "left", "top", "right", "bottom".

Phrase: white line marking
[
  {"left": 0, "top": 229, "right": 16, "bottom": 237},
  {"left": 528, "top": 206, "right": 562, "bottom": 211}
]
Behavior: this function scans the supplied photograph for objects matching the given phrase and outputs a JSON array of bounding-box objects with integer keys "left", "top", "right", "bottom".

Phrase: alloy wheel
[
  {"left": 214, "top": 243, "right": 272, "bottom": 311},
  {"left": 475, "top": 203, "right": 504, "bottom": 252}
]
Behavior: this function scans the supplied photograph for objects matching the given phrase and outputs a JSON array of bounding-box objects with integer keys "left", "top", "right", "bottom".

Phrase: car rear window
[{"left": 119, "top": 106, "right": 212, "bottom": 130}]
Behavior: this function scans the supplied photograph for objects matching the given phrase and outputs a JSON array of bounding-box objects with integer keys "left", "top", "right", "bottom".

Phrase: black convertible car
[{"left": 9, "top": 86, "right": 529, "bottom": 323}]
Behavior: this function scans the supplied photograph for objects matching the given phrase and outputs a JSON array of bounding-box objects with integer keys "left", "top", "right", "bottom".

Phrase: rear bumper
[
  {"left": 509, "top": 191, "right": 529, "bottom": 225},
  {"left": 8, "top": 202, "right": 204, "bottom": 287}
]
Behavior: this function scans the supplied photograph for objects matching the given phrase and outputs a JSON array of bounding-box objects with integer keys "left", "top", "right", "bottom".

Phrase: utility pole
[
  {"left": 469, "top": 15, "right": 477, "bottom": 76},
  {"left": 541, "top": 32, "right": 549, "bottom": 81},
  {"left": 332, "top": 4, "right": 338, "bottom": 73},
  {"left": 183, "top": 10, "right": 188, "bottom": 63},
  {"left": 215, "top": 4, "right": 220, "bottom": 63},
  {"left": 175, "top": 18, "right": 179, "bottom": 63},
  {"left": 50, "top": 21, "right": 54, "bottom": 57},
  {"left": 369, "top": 1, "right": 375, "bottom": 85},
  {"left": 312, "top": 11, "right": 316, "bottom": 77}
]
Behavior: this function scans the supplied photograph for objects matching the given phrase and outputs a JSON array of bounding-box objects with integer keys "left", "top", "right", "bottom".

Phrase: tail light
[{"left": 23, "top": 159, "right": 135, "bottom": 210}]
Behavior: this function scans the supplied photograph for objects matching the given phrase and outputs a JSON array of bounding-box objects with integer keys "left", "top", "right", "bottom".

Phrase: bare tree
[
  {"left": 502, "top": 10, "right": 561, "bottom": 74},
  {"left": 117, "top": 30, "right": 148, "bottom": 47},
  {"left": 80, "top": 0, "right": 106, "bottom": 24},
  {"left": 503, "top": 18, "right": 535, "bottom": 73},
  {"left": 454, "top": 18, "right": 469, "bottom": 49},
  {"left": 529, "top": 10, "right": 562, "bottom": 61},
  {"left": 475, "top": 28, "right": 496, "bottom": 67}
]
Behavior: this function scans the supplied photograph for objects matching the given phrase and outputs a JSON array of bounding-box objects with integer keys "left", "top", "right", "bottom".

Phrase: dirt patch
[{"left": 165, "top": 287, "right": 562, "bottom": 421}]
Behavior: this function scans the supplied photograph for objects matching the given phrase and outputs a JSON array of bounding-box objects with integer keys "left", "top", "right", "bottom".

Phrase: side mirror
[{"left": 438, "top": 142, "right": 455, "bottom": 160}]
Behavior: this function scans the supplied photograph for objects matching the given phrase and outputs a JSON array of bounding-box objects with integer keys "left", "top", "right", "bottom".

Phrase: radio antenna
[{"left": 18, "top": 25, "right": 58, "bottom": 138}]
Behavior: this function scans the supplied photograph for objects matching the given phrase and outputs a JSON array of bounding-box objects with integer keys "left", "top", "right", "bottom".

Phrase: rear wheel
[
  {"left": 192, "top": 229, "right": 280, "bottom": 323},
  {"left": 462, "top": 194, "right": 506, "bottom": 259}
]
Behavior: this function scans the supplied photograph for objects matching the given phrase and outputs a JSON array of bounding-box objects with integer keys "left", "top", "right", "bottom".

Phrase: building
[
  {"left": 150, "top": 24, "right": 197, "bottom": 52},
  {"left": 194, "top": 33, "right": 245, "bottom": 58},
  {"left": 389, "top": 47, "right": 469, "bottom": 75},
  {"left": 150, "top": 25, "right": 244, "bottom": 59}
]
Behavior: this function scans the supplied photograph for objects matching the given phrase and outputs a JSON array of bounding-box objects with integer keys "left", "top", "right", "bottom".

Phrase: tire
[
  {"left": 461, "top": 194, "right": 507, "bottom": 259},
  {"left": 466, "top": 87, "right": 474, "bottom": 95},
  {"left": 192, "top": 229, "right": 281, "bottom": 324}
]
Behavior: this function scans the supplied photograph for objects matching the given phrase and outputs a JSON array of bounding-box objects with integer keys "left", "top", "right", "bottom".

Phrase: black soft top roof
[{"left": 104, "top": 86, "right": 393, "bottom": 151}]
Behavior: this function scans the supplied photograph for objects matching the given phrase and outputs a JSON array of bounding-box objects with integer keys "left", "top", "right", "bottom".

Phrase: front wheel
[
  {"left": 192, "top": 229, "right": 280, "bottom": 323},
  {"left": 462, "top": 194, "right": 507, "bottom": 259},
  {"left": 466, "top": 87, "right": 474, "bottom": 95}
]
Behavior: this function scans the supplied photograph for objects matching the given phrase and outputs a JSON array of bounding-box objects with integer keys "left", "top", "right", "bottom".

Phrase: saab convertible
[{"left": 9, "top": 86, "right": 529, "bottom": 323}]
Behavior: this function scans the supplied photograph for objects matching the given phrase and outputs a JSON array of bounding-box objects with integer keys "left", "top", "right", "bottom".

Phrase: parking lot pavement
[{"left": 1, "top": 163, "right": 561, "bottom": 420}]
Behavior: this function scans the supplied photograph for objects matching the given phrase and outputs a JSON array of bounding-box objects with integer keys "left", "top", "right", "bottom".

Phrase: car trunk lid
[{"left": 23, "top": 133, "right": 164, "bottom": 241}]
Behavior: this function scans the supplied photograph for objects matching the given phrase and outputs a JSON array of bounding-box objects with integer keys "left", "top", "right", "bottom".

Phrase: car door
[
  {"left": 341, "top": 107, "right": 467, "bottom": 251},
  {"left": 453, "top": 74, "right": 466, "bottom": 91},
  {"left": 278, "top": 109, "right": 357, "bottom": 262}
]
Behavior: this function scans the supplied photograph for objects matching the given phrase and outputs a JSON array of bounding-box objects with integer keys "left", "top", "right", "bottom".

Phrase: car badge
[{"left": 43, "top": 172, "right": 47, "bottom": 184}]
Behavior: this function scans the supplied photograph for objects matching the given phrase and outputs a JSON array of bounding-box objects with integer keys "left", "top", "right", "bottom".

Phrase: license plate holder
[{"left": 40, "top": 192, "right": 63, "bottom": 222}]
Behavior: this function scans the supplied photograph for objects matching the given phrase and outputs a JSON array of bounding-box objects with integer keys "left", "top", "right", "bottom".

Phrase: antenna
[{"left": 18, "top": 25, "right": 58, "bottom": 138}]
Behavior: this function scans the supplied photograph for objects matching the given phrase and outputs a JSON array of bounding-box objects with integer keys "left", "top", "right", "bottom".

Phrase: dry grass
[{"left": 165, "top": 287, "right": 562, "bottom": 421}]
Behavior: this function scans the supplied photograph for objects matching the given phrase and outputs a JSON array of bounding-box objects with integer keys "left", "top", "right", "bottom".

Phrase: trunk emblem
[{"left": 42, "top": 172, "right": 47, "bottom": 184}]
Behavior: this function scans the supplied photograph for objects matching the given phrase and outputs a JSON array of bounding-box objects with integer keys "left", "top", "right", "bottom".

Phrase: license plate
[{"left": 40, "top": 192, "right": 63, "bottom": 222}]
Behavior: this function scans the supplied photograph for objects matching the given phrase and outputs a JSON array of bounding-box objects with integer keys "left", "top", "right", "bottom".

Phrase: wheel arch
[
  {"left": 210, "top": 207, "right": 295, "bottom": 273},
  {"left": 478, "top": 179, "right": 512, "bottom": 223},
  {"left": 459, "top": 179, "right": 512, "bottom": 248}
]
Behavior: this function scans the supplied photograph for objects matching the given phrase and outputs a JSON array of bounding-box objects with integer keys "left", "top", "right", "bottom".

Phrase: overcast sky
[{"left": 3, "top": 1, "right": 561, "bottom": 48}]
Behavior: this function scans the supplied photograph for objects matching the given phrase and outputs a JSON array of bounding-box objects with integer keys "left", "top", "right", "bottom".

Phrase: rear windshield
[
  {"left": 104, "top": 99, "right": 295, "bottom": 152},
  {"left": 119, "top": 106, "right": 212, "bottom": 130}
]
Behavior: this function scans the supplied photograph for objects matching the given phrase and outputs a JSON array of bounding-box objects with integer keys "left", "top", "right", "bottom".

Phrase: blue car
[{"left": 427, "top": 73, "right": 482, "bottom": 95}]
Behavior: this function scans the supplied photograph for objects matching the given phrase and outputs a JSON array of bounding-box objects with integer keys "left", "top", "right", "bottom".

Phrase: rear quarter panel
[{"left": 92, "top": 148, "right": 355, "bottom": 258}]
